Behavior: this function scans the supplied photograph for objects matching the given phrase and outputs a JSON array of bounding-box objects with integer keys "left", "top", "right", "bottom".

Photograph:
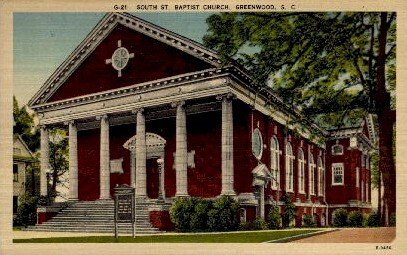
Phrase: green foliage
[
  {"left": 281, "top": 194, "right": 296, "bottom": 228},
  {"left": 169, "top": 196, "right": 238, "bottom": 232},
  {"left": 207, "top": 196, "right": 239, "bottom": 232},
  {"left": 13, "top": 96, "right": 40, "bottom": 152},
  {"left": 14, "top": 194, "right": 38, "bottom": 227},
  {"left": 190, "top": 199, "right": 213, "bottom": 232},
  {"left": 332, "top": 208, "right": 348, "bottom": 227},
  {"left": 169, "top": 197, "right": 197, "bottom": 232},
  {"left": 302, "top": 214, "right": 317, "bottom": 228},
  {"left": 366, "top": 211, "right": 381, "bottom": 227},
  {"left": 48, "top": 129, "right": 69, "bottom": 199},
  {"left": 267, "top": 205, "right": 281, "bottom": 230},
  {"left": 389, "top": 213, "right": 396, "bottom": 227},
  {"left": 347, "top": 211, "right": 364, "bottom": 227},
  {"left": 252, "top": 217, "right": 268, "bottom": 230}
]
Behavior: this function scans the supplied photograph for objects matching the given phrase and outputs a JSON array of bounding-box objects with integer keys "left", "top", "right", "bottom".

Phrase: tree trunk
[{"left": 375, "top": 12, "right": 396, "bottom": 226}]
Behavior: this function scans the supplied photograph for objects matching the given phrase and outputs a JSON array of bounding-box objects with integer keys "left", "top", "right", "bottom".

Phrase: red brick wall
[
  {"left": 47, "top": 24, "right": 212, "bottom": 103},
  {"left": 78, "top": 129, "right": 101, "bottom": 200},
  {"left": 149, "top": 210, "right": 174, "bottom": 231}
]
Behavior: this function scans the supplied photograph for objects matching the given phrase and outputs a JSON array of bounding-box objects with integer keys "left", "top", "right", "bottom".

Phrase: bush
[
  {"left": 238, "top": 221, "right": 253, "bottom": 231},
  {"left": 281, "top": 194, "right": 296, "bottom": 228},
  {"left": 207, "top": 196, "right": 239, "bottom": 232},
  {"left": 190, "top": 199, "right": 213, "bottom": 232},
  {"left": 302, "top": 214, "right": 317, "bottom": 228},
  {"left": 267, "top": 205, "right": 281, "bottom": 230},
  {"left": 169, "top": 197, "right": 197, "bottom": 232},
  {"left": 366, "top": 212, "right": 380, "bottom": 227},
  {"left": 252, "top": 217, "right": 268, "bottom": 230},
  {"left": 347, "top": 211, "right": 364, "bottom": 227},
  {"left": 389, "top": 213, "right": 396, "bottom": 226},
  {"left": 15, "top": 194, "right": 38, "bottom": 227},
  {"left": 332, "top": 208, "right": 348, "bottom": 227}
]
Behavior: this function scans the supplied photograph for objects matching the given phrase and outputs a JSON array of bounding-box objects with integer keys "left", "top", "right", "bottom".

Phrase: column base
[
  {"left": 68, "top": 198, "right": 79, "bottom": 202},
  {"left": 220, "top": 190, "right": 236, "bottom": 197},
  {"left": 175, "top": 193, "right": 189, "bottom": 197}
]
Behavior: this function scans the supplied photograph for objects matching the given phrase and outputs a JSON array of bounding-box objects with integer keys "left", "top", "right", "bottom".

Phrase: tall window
[
  {"left": 332, "top": 163, "right": 344, "bottom": 185},
  {"left": 356, "top": 167, "right": 360, "bottom": 187},
  {"left": 318, "top": 157, "right": 324, "bottom": 196},
  {"left": 309, "top": 156, "right": 315, "bottom": 195},
  {"left": 13, "top": 164, "right": 18, "bottom": 182},
  {"left": 270, "top": 137, "right": 280, "bottom": 190},
  {"left": 285, "top": 142, "right": 294, "bottom": 192},
  {"left": 298, "top": 149, "right": 305, "bottom": 193}
]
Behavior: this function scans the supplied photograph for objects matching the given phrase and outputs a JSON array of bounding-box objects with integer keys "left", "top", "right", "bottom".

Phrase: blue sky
[{"left": 13, "top": 12, "right": 214, "bottom": 106}]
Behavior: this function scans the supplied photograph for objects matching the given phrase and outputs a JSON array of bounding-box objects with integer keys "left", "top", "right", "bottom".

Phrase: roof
[{"left": 13, "top": 134, "right": 35, "bottom": 158}]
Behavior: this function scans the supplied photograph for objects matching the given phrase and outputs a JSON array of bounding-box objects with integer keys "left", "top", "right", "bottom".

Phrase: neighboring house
[
  {"left": 13, "top": 134, "right": 36, "bottom": 217},
  {"left": 27, "top": 12, "right": 375, "bottom": 230}
]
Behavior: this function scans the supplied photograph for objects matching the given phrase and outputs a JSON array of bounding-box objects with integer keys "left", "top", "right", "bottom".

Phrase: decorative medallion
[
  {"left": 252, "top": 128, "right": 263, "bottom": 160},
  {"left": 105, "top": 40, "right": 134, "bottom": 77}
]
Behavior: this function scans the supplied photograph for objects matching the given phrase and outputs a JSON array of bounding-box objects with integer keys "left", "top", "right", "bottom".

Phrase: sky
[{"left": 13, "top": 12, "right": 214, "bottom": 106}]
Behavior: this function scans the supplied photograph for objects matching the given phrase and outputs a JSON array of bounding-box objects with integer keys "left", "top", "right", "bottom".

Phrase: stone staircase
[{"left": 26, "top": 199, "right": 161, "bottom": 234}]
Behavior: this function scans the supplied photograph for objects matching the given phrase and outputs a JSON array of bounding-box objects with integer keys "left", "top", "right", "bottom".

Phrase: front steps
[{"left": 26, "top": 199, "right": 162, "bottom": 234}]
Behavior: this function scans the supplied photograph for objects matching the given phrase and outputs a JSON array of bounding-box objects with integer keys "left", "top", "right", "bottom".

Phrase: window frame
[
  {"left": 332, "top": 163, "right": 344, "bottom": 186},
  {"left": 309, "top": 156, "right": 316, "bottom": 195},
  {"left": 13, "top": 164, "right": 18, "bottom": 182},
  {"left": 298, "top": 148, "right": 305, "bottom": 194},
  {"left": 331, "top": 144, "right": 344, "bottom": 155},
  {"left": 318, "top": 157, "right": 324, "bottom": 196},
  {"left": 270, "top": 136, "right": 280, "bottom": 190},
  {"left": 285, "top": 142, "right": 294, "bottom": 193}
]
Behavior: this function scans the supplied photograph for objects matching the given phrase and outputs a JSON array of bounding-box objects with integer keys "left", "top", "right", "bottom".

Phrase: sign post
[{"left": 114, "top": 184, "right": 135, "bottom": 238}]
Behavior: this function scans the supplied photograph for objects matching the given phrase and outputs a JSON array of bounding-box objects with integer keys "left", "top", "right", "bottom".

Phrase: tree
[
  {"left": 48, "top": 129, "right": 69, "bottom": 201},
  {"left": 203, "top": 12, "right": 396, "bottom": 226},
  {"left": 13, "top": 96, "right": 40, "bottom": 152}
]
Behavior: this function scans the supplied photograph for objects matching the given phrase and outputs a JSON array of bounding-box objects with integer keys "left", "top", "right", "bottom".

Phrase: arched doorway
[{"left": 123, "top": 132, "right": 166, "bottom": 199}]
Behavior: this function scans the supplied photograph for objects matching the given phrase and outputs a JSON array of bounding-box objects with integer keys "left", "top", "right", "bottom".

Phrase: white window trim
[
  {"left": 298, "top": 149, "right": 306, "bottom": 194},
  {"left": 332, "top": 163, "right": 344, "bottom": 186},
  {"left": 318, "top": 157, "right": 324, "bottom": 197},
  {"left": 270, "top": 137, "right": 280, "bottom": 190},
  {"left": 356, "top": 167, "right": 360, "bottom": 187},
  {"left": 285, "top": 143, "right": 294, "bottom": 193},
  {"left": 309, "top": 161, "right": 316, "bottom": 195}
]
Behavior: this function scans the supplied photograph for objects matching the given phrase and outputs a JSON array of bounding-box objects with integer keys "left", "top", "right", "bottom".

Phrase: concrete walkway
[{"left": 292, "top": 227, "right": 396, "bottom": 243}]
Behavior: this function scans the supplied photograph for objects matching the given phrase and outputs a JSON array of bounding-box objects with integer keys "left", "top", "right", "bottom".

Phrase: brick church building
[{"left": 28, "top": 12, "right": 375, "bottom": 232}]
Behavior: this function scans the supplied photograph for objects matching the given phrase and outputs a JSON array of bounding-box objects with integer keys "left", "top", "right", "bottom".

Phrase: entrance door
[{"left": 146, "top": 158, "right": 159, "bottom": 199}]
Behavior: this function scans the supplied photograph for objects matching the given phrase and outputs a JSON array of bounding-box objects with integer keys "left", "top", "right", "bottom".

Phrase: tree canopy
[{"left": 203, "top": 12, "right": 396, "bottom": 225}]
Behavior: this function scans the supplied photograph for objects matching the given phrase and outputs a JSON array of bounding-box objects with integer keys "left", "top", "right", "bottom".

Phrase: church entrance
[{"left": 146, "top": 158, "right": 159, "bottom": 199}]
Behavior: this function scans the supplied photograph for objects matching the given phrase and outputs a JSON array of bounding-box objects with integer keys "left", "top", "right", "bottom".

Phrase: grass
[{"left": 13, "top": 229, "right": 321, "bottom": 243}]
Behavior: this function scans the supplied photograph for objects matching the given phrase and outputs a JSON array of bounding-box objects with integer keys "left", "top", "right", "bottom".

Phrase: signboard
[{"left": 114, "top": 184, "right": 135, "bottom": 238}]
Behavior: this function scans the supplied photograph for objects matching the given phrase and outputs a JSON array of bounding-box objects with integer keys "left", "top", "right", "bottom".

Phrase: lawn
[{"left": 13, "top": 229, "right": 322, "bottom": 243}]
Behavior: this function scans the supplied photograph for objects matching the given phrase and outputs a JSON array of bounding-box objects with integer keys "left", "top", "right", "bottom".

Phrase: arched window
[
  {"left": 318, "top": 157, "right": 324, "bottom": 196},
  {"left": 298, "top": 149, "right": 305, "bottom": 193},
  {"left": 285, "top": 142, "right": 294, "bottom": 192},
  {"left": 309, "top": 155, "right": 315, "bottom": 195},
  {"left": 270, "top": 137, "right": 280, "bottom": 190}
]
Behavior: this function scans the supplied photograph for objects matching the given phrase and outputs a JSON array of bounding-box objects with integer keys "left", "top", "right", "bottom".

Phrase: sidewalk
[
  {"left": 13, "top": 231, "right": 112, "bottom": 239},
  {"left": 292, "top": 227, "right": 396, "bottom": 243}
]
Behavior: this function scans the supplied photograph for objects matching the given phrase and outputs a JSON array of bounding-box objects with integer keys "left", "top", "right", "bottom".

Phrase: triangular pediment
[{"left": 29, "top": 12, "right": 221, "bottom": 106}]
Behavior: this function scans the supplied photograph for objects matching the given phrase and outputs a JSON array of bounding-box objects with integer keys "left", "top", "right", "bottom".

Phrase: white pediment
[{"left": 123, "top": 132, "right": 166, "bottom": 151}]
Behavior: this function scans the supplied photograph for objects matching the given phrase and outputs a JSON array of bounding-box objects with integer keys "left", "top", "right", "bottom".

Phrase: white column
[
  {"left": 221, "top": 95, "right": 235, "bottom": 195},
  {"left": 99, "top": 115, "right": 110, "bottom": 199},
  {"left": 157, "top": 157, "right": 165, "bottom": 200},
  {"left": 135, "top": 109, "right": 147, "bottom": 197},
  {"left": 174, "top": 101, "right": 188, "bottom": 197},
  {"left": 260, "top": 185, "right": 265, "bottom": 219},
  {"left": 40, "top": 126, "right": 49, "bottom": 196},
  {"left": 130, "top": 151, "right": 136, "bottom": 188},
  {"left": 68, "top": 121, "right": 78, "bottom": 200}
]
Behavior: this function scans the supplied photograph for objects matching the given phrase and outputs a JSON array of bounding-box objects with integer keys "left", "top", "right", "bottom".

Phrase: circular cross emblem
[{"left": 112, "top": 47, "right": 130, "bottom": 70}]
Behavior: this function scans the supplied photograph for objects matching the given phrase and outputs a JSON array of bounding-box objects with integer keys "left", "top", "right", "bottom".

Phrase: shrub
[
  {"left": 366, "top": 212, "right": 380, "bottom": 227},
  {"left": 302, "top": 214, "right": 317, "bottom": 228},
  {"left": 267, "top": 205, "right": 281, "bottom": 230},
  {"left": 15, "top": 194, "right": 38, "bottom": 227},
  {"left": 281, "top": 194, "right": 296, "bottom": 228},
  {"left": 169, "top": 197, "right": 197, "bottom": 232},
  {"left": 347, "top": 211, "right": 364, "bottom": 227},
  {"left": 252, "top": 217, "right": 268, "bottom": 230},
  {"left": 332, "top": 208, "right": 348, "bottom": 227},
  {"left": 207, "top": 195, "right": 239, "bottom": 232},
  {"left": 389, "top": 213, "right": 396, "bottom": 226},
  {"left": 190, "top": 199, "right": 213, "bottom": 232},
  {"left": 238, "top": 221, "right": 253, "bottom": 231}
]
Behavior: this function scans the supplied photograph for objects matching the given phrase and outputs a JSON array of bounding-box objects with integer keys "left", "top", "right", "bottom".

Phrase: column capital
[
  {"left": 63, "top": 120, "right": 76, "bottom": 126},
  {"left": 171, "top": 100, "right": 185, "bottom": 108},
  {"left": 216, "top": 92, "right": 235, "bottom": 101},
  {"left": 96, "top": 114, "right": 109, "bottom": 121},
  {"left": 131, "top": 107, "right": 144, "bottom": 115}
]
